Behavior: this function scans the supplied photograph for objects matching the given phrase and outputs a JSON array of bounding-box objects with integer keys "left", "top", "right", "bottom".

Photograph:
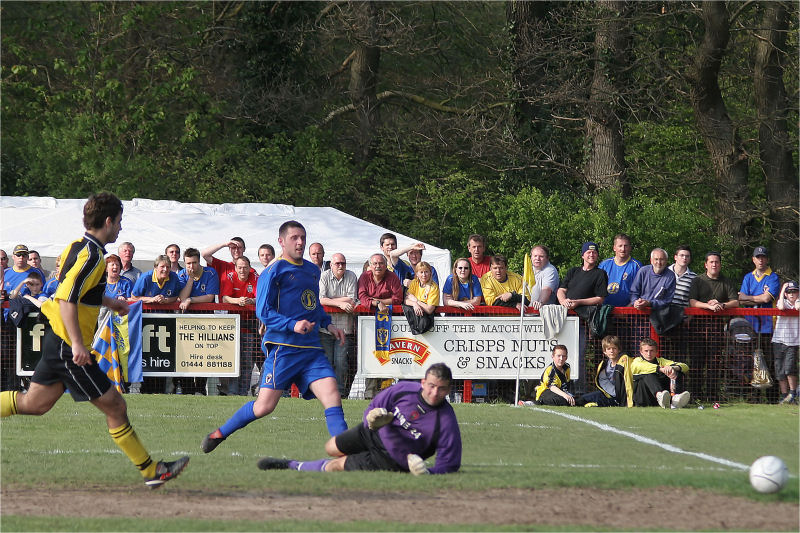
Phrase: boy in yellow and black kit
[
  {"left": 580, "top": 335, "right": 634, "bottom": 407},
  {"left": 535, "top": 344, "right": 591, "bottom": 406},
  {"left": 631, "top": 337, "right": 690, "bottom": 409}
]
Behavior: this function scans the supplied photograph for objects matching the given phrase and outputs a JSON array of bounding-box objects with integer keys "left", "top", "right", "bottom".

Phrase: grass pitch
[{"left": 1, "top": 395, "right": 797, "bottom": 531}]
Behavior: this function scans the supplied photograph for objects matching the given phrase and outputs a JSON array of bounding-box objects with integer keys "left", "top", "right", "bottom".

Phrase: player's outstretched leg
[
  {"left": 257, "top": 457, "right": 291, "bottom": 470},
  {"left": 203, "top": 389, "right": 282, "bottom": 453},
  {"left": 2, "top": 383, "right": 64, "bottom": 418},
  {"left": 145, "top": 456, "right": 190, "bottom": 489},
  {"left": 310, "top": 377, "right": 348, "bottom": 436},
  {"left": 0, "top": 391, "right": 19, "bottom": 417},
  {"left": 95, "top": 389, "right": 190, "bottom": 488},
  {"left": 257, "top": 457, "right": 330, "bottom": 472}
]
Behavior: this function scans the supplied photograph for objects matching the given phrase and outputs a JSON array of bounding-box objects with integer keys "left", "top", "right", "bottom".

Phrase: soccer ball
[{"left": 749, "top": 456, "right": 789, "bottom": 494}]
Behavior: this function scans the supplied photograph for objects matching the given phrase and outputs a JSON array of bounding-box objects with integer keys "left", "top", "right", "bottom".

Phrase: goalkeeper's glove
[
  {"left": 407, "top": 454, "right": 429, "bottom": 476},
  {"left": 365, "top": 407, "right": 394, "bottom": 430}
]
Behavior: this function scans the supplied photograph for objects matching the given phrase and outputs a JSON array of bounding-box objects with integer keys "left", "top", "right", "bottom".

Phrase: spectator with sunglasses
[
  {"left": 319, "top": 253, "right": 359, "bottom": 397},
  {"left": 442, "top": 258, "right": 483, "bottom": 310}
]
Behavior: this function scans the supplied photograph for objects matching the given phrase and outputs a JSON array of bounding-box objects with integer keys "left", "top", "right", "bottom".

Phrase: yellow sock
[
  {"left": 109, "top": 422, "right": 157, "bottom": 478},
  {"left": 1, "top": 391, "right": 18, "bottom": 418}
]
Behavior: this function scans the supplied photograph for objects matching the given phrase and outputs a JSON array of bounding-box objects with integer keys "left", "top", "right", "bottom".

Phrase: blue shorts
[{"left": 260, "top": 344, "right": 335, "bottom": 399}]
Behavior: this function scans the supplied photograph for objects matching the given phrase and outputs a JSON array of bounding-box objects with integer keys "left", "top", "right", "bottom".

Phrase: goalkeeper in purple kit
[{"left": 257, "top": 363, "right": 461, "bottom": 475}]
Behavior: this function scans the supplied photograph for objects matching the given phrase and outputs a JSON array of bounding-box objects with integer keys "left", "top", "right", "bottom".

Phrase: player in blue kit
[
  {"left": 257, "top": 363, "right": 462, "bottom": 475},
  {"left": 202, "top": 220, "right": 347, "bottom": 453}
]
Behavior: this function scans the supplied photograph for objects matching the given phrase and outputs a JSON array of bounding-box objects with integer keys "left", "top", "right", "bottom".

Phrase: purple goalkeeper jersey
[{"left": 365, "top": 381, "right": 462, "bottom": 474}]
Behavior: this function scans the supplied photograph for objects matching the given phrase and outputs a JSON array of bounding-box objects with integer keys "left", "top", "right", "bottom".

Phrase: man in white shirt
[
  {"left": 319, "top": 253, "right": 359, "bottom": 397},
  {"left": 528, "top": 245, "right": 559, "bottom": 310}
]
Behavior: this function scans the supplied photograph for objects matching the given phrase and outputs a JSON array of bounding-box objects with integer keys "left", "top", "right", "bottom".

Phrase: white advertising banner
[{"left": 357, "top": 315, "right": 580, "bottom": 380}]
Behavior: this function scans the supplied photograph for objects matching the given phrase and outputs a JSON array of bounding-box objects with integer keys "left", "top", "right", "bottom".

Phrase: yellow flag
[{"left": 523, "top": 251, "right": 536, "bottom": 300}]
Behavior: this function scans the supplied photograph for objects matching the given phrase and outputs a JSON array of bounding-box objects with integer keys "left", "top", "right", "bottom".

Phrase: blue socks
[
  {"left": 219, "top": 401, "right": 257, "bottom": 437},
  {"left": 219, "top": 403, "right": 345, "bottom": 439},
  {"left": 324, "top": 406, "right": 347, "bottom": 436},
  {"left": 289, "top": 459, "right": 330, "bottom": 472}
]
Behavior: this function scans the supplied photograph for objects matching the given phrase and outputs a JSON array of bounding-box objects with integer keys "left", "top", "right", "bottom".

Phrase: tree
[
  {"left": 347, "top": 1, "right": 381, "bottom": 164},
  {"left": 583, "top": 0, "right": 630, "bottom": 193},
  {"left": 685, "top": 2, "right": 751, "bottom": 247},
  {"left": 753, "top": 1, "right": 799, "bottom": 278}
]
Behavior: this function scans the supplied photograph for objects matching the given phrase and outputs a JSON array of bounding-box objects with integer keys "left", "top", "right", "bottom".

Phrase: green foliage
[
  {"left": 492, "top": 188, "right": 721, "bottom": 274},
  {"left": 0, "top": 1, "right": 797, "bottom": 279}
]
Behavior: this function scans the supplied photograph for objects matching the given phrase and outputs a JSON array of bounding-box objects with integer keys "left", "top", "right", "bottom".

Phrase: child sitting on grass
[
  {"left": 535, "top": 344, "right": 589, "bottom": 406},
  {"left": 579, "top": 335, "right": 634, "bottom": 407},
  {"left": 631, "top": 337, "right": 690, "bottom": 408}
]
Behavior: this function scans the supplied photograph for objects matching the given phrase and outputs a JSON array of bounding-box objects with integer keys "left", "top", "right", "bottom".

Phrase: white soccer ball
[{"left": 749, "top": 456, "right": 789, "bottom": 494}]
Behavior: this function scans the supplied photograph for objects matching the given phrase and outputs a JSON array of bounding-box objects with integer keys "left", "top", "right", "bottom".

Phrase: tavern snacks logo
[{"left": 374, "top": 337, "right": 431, "bottom": 367}]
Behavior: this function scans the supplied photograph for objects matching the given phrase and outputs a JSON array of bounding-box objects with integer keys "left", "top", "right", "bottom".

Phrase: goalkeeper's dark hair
[{"left": 425, "top": 363, "right": 452, "bottom": 384}]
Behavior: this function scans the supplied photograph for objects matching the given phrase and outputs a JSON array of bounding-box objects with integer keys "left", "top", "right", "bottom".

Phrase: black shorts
[
  {"left": 31, "top": 328, "right": 112, "bottom": 402},
  {"left": 335, "top": 424, "right": 403, "bottom": 472}
]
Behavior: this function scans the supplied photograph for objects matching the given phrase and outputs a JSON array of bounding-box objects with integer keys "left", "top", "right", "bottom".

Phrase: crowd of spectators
[{"left": 2, "top": 231, "right": 798, "bottom": 404}]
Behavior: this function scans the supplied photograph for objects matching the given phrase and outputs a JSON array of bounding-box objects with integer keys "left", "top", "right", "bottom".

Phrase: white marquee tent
[{"left": 0, "top": 196, "right": 452, "bottom": 280}]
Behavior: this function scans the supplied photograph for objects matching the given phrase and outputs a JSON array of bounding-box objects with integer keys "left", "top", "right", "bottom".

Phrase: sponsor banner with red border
[{"left": 357, "top": 315, "right": 580, "bottom": 380}]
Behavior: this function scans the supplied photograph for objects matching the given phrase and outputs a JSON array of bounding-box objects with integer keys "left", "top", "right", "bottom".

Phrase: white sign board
[{"left": 357, "top": 315, "right": 580, "bottom": 380}]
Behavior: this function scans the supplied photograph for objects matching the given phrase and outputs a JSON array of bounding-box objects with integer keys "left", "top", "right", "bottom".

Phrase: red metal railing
[{"left": 1, "top": 302, "right": 795, "bottom": 403}]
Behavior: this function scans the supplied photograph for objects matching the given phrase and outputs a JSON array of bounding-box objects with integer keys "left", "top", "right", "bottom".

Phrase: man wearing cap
[
  {"left": 557, "top": 242, "right": 608, "bottom": 312},
  {"left": 557, "top": 242, "right": 608, "bottom": 393},
  {"left": 3, "top": 245, "right": 44, "bottom": 295},
  {"left": 738, "top": 246, "right": 780, "bottom": 334}
]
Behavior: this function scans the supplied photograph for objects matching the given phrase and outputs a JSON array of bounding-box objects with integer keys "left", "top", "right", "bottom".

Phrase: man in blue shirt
[
  {"left": 3, "top": 245, "right": 45, "bottom": 294},
  {"left": 131, "top": 256, "right": 184, "bottom": 303},
  {"left": 176, "top": 247, "right": 219, "bottom": 394},
  {"left": 177, "top": 248, "right": 219, "bottom": 310},
  {"left": 202, "top": 221, "right": 347, "bottom": 454},
  {"left": 629, "top": 248, "right": 676, "bottom": 310},
  {"left": 257, "top": 363, "right": 461, "bottom": 475},
  {"left": 599, "top": 234, "right": 641, "bottom": 307},
  {"left": 738, "top": 246, "right": 780, "bottom": 334}
]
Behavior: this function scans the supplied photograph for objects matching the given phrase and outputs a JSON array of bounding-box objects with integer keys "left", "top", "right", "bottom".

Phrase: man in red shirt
[
  {"left": 467, "top": 234, "right": 492, "bottom": 279},
  {"left": 202, "top": 237, "right": 254, "bottom": 286},
  {"left": 220, "top": 256, "right": 259, "bottom": 396},
  {"left": 221, "top": 256, "right": 257, "bottom": 306},
  {"left": 357, "top": 253, "right": 403, "bottom": 399}
]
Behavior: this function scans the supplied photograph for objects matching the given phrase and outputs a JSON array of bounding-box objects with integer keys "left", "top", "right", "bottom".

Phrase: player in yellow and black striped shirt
[{"left": 0, "top": 192, "right": 189, "bottom": 488}]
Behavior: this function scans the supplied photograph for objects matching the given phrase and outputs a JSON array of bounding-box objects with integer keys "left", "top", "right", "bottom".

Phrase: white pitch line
[{"left": 529, "top": 407, "right": 750, "bottom": 471}]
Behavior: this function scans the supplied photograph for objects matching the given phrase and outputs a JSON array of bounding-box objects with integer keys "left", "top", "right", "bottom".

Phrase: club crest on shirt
[{"left": 301, "top": 289, "right": 317, "bottom": 310}]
